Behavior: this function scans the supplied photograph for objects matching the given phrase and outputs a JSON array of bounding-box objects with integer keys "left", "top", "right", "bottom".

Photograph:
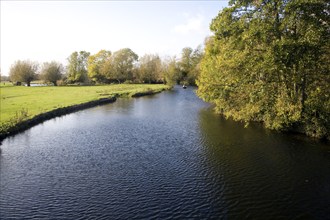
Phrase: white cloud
[{"left": 173, "top": 14, "right": 205, "bottom": 35}]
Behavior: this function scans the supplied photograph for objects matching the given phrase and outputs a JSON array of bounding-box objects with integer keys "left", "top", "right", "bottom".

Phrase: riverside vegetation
[
  {"left": 197, "top": 0, "right": 330, "bottom": 140},
  {"left": 0, "top": 83, "right": 169, "bottom": 140}
]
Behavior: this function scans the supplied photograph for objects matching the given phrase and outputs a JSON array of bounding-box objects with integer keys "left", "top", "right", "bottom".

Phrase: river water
[{"left": 1, "top": 87, "right": 329, "bottom": 219}]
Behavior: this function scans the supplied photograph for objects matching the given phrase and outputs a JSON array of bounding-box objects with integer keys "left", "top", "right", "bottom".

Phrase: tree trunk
[
  {"left": 301, "top": 73, "right": 307, "bottom": 112},
  {"left": 274, "top": 0, "right": 281, "bottom": 40}
]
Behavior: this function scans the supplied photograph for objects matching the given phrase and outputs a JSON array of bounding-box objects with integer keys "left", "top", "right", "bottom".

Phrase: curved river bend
[{"left": 1, "top": 87, "right": 329, "bottom": 219}]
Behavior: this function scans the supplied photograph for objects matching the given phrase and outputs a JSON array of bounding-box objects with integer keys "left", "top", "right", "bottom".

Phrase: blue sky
[{"left": 0, "top": 1, "right": 228, "bottom": 75}]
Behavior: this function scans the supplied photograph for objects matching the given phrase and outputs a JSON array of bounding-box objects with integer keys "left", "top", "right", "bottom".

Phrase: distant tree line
[
  {"left": 6, "top": 47, "right": 203, "bottom": 87},
  {"left": 197, "top": 0, "right": 330, "bottom": 139}
]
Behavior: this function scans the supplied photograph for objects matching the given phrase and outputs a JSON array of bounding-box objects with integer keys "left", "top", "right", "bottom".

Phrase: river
[{"left": 1, "top": 86, "right": 329, "bottom": 219}]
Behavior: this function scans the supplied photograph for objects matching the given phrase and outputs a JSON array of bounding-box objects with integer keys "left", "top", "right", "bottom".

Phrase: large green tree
[
  {"left": 138, "top": 54, "right": 162, "bottom": 83},
  {"left": 67, "top": 51, "right": 90, "bottom": 84},
  {"left": 197, "top": 0, "right": 330, "bottom": 139},
  {"left": 87, "top": 50, "right": 112, "bottom": 84},
  {"left": 179, "top": 47, "right": 193, "bottom": 80},
  {"left": 107, "top": 48, "right": 138, "bottom": 83},
  {"left": 161, "top": 56, "right": 180, "bottom": 86},
  {"left": 188, "top": 46, "right": 204, "bottom": 85},
  {"left": 9, "top": 60, "right": 38, "bottom": 86},
  {"left": 41, "top": 61, "right": 63, "bottom": 86},
  {"left": 178, "top": 46, "right": 204, "bottom": 85}
]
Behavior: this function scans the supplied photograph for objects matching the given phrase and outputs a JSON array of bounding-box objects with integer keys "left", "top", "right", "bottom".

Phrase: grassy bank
[{"left": 0, "top": 83, "right": 170, "bottom": 140}]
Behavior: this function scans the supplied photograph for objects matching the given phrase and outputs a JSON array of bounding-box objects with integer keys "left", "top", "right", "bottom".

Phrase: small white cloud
[{"left": 173, "top": 14, "right": 205, "bottom": 34}]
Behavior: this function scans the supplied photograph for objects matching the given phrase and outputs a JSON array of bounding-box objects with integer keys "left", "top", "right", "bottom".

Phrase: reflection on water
[
  {"left": 1, "top": 86, "right": 329, "bottom": 219},
  {"left": 198, "top": 109, "right": 330, "bottom": 219}
]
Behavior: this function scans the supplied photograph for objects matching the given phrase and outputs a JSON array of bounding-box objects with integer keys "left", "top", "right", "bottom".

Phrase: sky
[{"left": 0, "top": 0, "right": 228, "bottom": 76}]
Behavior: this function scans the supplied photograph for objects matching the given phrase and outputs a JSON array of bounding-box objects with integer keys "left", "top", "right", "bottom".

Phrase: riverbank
[{"left": 0, "top": 84, "right": 170, "bottom": 142}]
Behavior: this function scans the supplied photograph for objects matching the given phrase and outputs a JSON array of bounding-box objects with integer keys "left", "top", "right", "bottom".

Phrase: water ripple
[{"left": 1, "top": 87, "right": 329, "bottom": 219}]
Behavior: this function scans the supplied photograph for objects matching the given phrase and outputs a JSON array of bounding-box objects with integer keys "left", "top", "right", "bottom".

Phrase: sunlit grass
[{"left": 0, "top": 84, "right": 169, "bottom": 123}]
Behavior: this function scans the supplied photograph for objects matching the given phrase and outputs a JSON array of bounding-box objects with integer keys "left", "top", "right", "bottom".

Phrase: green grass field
[{"left": 0, "top": 83, "right": 169, "bottom": 123}]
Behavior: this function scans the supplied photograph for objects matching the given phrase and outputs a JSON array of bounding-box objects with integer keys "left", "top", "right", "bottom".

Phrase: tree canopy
[
  {"left": 197, "top": 0, "right": 330, "bottom": 139},
  {"left": 9, "top": 60, "right": 38, "bottom": 86},
  {"left": 67, "top": 51, "right": 90, "bottom": 84},
  {"left": 175, "top": 46, "right": 204, "bottom": 85},
  {"left": 138, "top": 54, "right": 162, "bottom": 84},
  {"left": 41, "top": 61, "right": 63, "bottom": 86},
  {"left": 87, "top": 50, "right": 112, "bottom": 84},
  {"left": 108, "top": 48, "right": 139, "bottom": 83},
  {"left": 7, "top": 45, "right": 204, "bottom": 87}
]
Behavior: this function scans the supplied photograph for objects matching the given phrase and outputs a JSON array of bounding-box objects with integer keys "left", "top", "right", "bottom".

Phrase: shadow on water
[{"left": 198, "top": 108, "right": 330, "bottom": 219}]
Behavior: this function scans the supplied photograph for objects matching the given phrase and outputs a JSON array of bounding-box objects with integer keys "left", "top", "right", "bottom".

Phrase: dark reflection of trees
[{"left": 197, "top": 108, "right": 330, "bottom": 219}]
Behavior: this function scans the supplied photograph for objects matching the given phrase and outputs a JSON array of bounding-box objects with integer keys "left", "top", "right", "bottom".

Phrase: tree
[
  {"left": 138, "top": 54, "right": 162, "bottom": 83},
  {"left": 87, "top": 50, "right": 112, "bottom": 84},
  {"left": 67, "top": 51, "right": 90, "bottom": 84},
  {"left": 108, "top": 48, "right": 138, "bottom": 83},
  {"left": 9, "top": 60, "right": 37, "bottom": 86},
  {"left": 177, "top": 46, "right": 204, "bottom": 85},
  {"left": 197, "top": 0, "right": 330, "bottom": 139},
  {"left": 40, "top": 61, "right": 63, "bottom": 86},
  {"left": 179, "top": 47, "right": 193, "bottom": 80},
  {"left": 188, "top": 45, "right": 204, "bottom": 85},
  {"left": 162, "top": 56, "right": 180, "bottom": 86}
]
